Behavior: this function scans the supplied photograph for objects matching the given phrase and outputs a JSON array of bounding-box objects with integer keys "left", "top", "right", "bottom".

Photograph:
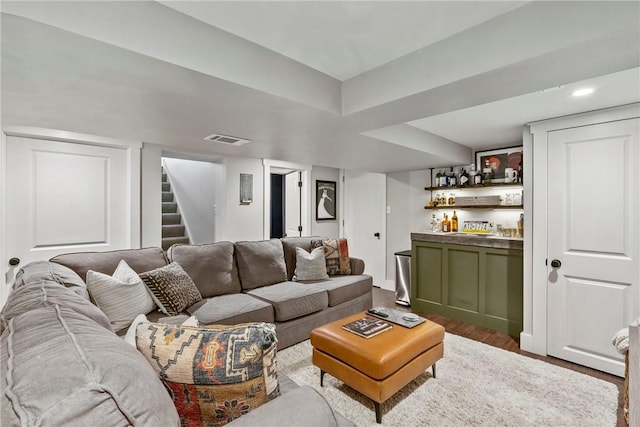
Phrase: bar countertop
[{"left": 411, "top": 232, "right": 523, "bottom": 250}]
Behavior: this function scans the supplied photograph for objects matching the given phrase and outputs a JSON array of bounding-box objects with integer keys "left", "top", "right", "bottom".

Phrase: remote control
[{"left": 368, "top": 308, "right": 389, "bottom": 318}]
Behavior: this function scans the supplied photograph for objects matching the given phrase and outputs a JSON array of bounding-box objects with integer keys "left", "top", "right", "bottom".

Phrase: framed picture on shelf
[
  {"left": 316, "top": 180, "right": 336, "bottom": 220},
  {"left": 475, "top": 146, "right": 523, "bottom": 183}
]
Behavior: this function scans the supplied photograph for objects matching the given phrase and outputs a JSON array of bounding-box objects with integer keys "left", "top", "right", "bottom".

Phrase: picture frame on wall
[
  {"left": 475, "top": 146, "right": 523, "bottom": 183},
  {"left": 316, "top": 180, "right": 336, "bottom": 220}
]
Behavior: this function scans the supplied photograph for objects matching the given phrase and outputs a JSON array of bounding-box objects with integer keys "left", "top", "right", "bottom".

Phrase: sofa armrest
[{"left": 349, "top": 257, "right": 365, "bottom": 275}]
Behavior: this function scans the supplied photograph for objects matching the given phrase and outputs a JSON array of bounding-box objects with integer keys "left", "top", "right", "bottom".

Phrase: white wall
[
  {"left": 162, "top": 157, "right": 222, "bottom": 244},
  {"left": 141, "top": 143, "right": 162, "bottom": 248},
  {"left": 221, "top": 157, "right": 264, "bottom": 242},
  {"left": 311, "top": 166, "right": 340, "bottom": 238},
  {"left": 386, "top": 170, "right": 433, "bottom": 283}
]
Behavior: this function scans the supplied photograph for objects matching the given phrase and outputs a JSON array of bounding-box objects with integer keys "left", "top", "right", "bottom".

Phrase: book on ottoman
[{"left": 342, "top": 316, "right": 392, "bottom": 338}]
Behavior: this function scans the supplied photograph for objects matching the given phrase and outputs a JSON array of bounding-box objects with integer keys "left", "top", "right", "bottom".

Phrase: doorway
[
  {"left": 270, "top": 169, "right": 302, "bottom": 238},
  {"left": 263, "top": 160, "right": 311, "bottom": 240}
]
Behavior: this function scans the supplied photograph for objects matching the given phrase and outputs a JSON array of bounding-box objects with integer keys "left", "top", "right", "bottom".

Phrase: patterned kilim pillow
[
  {"left": 311, "top": 238, "right": 351, "bottom": 276},
  {"left": 136, "top": 321, "right": 279, "bottom": 426},
  {"left": 139, "top": 262, "right": 202, "bottom": 316}
]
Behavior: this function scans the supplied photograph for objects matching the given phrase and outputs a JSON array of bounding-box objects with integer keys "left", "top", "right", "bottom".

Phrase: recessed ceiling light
[{"left": 572, "top": 88, "right": 594, "bottom": 97}]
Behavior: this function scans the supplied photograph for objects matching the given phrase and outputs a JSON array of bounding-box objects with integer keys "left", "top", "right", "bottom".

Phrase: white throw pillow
[
  {"left": 293, "top": 246, "right": 330, "bottom": 281},
  {"left": 124, "top": 313, "right": 149, "bottom": 347},
  {"left": 86, "top": 260, "right": 157, "bottom": 332}
]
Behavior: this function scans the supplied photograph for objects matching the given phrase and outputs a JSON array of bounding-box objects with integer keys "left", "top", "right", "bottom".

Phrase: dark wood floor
[{"left": 372, "top": 287, "right": 626, "bottom": 427}]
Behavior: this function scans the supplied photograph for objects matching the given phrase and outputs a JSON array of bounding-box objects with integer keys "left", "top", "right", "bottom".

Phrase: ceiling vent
[{"left": 203, "top": 133, "right": 250, "bottom": 147}]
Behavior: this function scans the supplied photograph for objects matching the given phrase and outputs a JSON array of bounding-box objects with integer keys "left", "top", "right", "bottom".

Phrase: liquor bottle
[
  {"left": 448, "top": 192, "right": 456, "bottom": 206},
  {"left": 442, "top": 214, "right": 450, "bottom": 233},
  {"left": 482, "top": 159, "right": 493, "bottom": 185},
  {"left": 459, "top": 168, "right": 469, "bottom": 187},
  {"left": 451, "top": 211, "right": 458, "bottom": 232},
  {"left": 469, "top": 164, "right": 480, "bottom": 185},
  {"left": 431, "top": 213, "right": 439, "bottom": 233},
  {"left": 434, "top": 170, "right": 442, "bottom": 188},
  {"left": 449, "top": 167, "right": 457, "bottom": 187}
]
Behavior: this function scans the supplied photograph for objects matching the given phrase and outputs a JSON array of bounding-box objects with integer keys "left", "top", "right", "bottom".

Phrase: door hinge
[
  {"left": 298, "top": 181, "right": 302, "bottom": 188},
  {"left": 545, "top": 258, "right": 548, "bottom": 266},
  {"left": 298, "top": 225, "right": 302, "bottom": 232}
]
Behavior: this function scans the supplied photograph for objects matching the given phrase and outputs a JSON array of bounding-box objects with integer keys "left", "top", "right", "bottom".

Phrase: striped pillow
[{"left": 86, "top": 259, "right": 157, "bottom": 332}]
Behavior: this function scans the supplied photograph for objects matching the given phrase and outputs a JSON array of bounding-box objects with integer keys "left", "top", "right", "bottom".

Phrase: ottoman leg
[
  {"left": 320, "top": 370, "right": 325, "bottom": 387},
  {"left": 374, "top": 402, "right": 382, "bottom": 424},
  {"left": 432, "top": 362, "right": 437, "bottom": 379}
]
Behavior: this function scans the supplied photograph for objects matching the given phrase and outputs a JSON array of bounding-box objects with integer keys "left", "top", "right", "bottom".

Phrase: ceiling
[{"left": 1, "top": 1, "right": 639, "bottom": 173}]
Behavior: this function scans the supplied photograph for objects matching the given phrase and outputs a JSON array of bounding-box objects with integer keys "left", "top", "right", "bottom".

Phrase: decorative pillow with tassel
[{"left": 136, "top": 321, "right": 279, "bottom": 426}]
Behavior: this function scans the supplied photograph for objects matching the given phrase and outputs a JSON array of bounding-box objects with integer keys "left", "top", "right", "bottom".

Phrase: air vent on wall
[{"left": 203, "top": 133, "right": 250, "bottom": 147}]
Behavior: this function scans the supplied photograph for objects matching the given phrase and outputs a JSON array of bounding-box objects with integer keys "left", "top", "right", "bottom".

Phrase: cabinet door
[{"left": 547, "top": 118, "right": 639, "bottom": 376}]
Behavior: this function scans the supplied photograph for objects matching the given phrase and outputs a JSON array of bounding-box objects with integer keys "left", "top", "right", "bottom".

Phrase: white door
[
  {"left": 343, "top": 170, "right": 386, "bottom": 287},
  {"left": 285, "top": 171, "right": 301, "bottom": 237},
  {"left": 547, "top": 118, "right": 639, "bottom": 376},
  {"left": 2, "top": 133, "right": 140, "bottom": 306}
]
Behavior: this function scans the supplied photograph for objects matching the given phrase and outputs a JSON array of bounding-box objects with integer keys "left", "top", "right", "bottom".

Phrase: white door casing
[
  {"left": 342, "top": 170, "right": 387, "bottom": 288},
  {"left": 285, "top": 171, "right": 302, "bottom": 237},
  {"left": 546, "top": 118, "right": 639, "bottom": 376},
  {"left": 262, "top": 159, "right": 311, "bottom": 240},
  {"left": 1, "top": 128, "right": 141, "bottom": 308}
]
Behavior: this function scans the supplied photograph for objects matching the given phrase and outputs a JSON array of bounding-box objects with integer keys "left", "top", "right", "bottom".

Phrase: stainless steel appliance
[{"left": 394, "top": 250, "right": 411, "bottom": 306}]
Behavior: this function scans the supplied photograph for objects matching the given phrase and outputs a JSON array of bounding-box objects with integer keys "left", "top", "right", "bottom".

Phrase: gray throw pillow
[
  {"left": 139, "top": 262, "right": 202, "bottom": 316},
  {"left": 293, "top": 247, "right": 329, "bottom": 281}
]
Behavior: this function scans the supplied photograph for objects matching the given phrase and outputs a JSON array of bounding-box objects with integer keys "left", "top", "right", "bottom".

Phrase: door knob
[
  {"left": 374, "top": 232, "right": 380, "bottom": 239},
  {"left": 8, "top": 257, "right": 20, "bottom": 266},
  {"left": 550, "top": 259, "right": 562, "bottom": 268}
]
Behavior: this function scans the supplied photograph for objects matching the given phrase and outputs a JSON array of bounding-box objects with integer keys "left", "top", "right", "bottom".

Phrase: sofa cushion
[
  {"left": 167, "top": 241, "right": 242, "bottom": 298},
  {"left": 316, "top": 275, "right": 373, "bottom": 307},
  {"left": 1, "top": 302, "right": 179, "bottom": 426},
  {"left": 246, "top": 282, "right": 328, "bottom": 322},
  {"left": 136, "top": 321, "right": 279, "bottom": 426},
  {"left": 187, "top": 293, "right": 274, "bottom": 325},
  {"left": 12, "top": 260, "right": 89, "bottom": 299},
  {"left": 226, "top": 386, "right": 340, "bottom": 427},
  {"left": 86, "top": 260, "right": 157, "bottom": 331},
  {"left": 235, "top": 240, "right": 287, "bottom": 290},
  {"left": 50, "top": 247, "right": 168, "bottom": 282},
  {"left": 139, "top": 262, "right": 202, "bottom": 316},
  {"left": 311, "top": 238, "right": 352, "bottom": 276},
  {"left": 294, "top": 247, "right": 330, "bottom": 281},
  {"left": 1, "top": 272, "right": 112, "bottom": 333},
  {"left": 281, "top": 236, "right": 323, "bottom": 280}
]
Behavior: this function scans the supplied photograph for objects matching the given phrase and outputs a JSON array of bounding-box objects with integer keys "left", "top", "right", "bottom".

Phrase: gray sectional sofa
[{"left": 1, "top": 237, "right": 372, "bottom": 426}]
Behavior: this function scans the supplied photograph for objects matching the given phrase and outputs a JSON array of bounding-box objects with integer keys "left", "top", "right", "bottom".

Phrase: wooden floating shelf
[
  {"left": 424, "top": 205, "right": 524, "bottom": 210},
  {"left": 425, "top": 183, "right": 522, "bottom": 191}
]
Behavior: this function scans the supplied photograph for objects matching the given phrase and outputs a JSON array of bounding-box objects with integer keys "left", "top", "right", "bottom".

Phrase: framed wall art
[
  {"left": 475, "top": 146, "right": 523, "bottom": 183},
  {"left": 316, "top": 180, "right": 336, "bottom": 220}
]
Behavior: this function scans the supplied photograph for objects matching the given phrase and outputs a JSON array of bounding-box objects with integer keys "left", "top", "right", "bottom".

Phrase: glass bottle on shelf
[
  {"left": 482, "top": 159, "right": 493, "bottom": 185},
  {"left": 441, "top": 214, "right": 450, "bottom": 233},
  {"left": 431, "top": 213, "right": 439, "bottom": 232},
  {"left": 449, "top": 167, "right": 457, "bottom": 187},
  {"left": 448, "top": 192, "right": 456, "bottom": 206},
  {"left": 459, "top": 168, "right": 469, "bottom": 187},
  {"left": 451, "top": 211, "right": 458, "bottom": 232},
  {"left": 434, "top": 170, "right": 442, "bottom": 188}
]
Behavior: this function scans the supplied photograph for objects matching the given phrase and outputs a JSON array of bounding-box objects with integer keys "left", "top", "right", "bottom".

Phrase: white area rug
[{"left": 277, "top": 334, "right": 618, "bottom": 427}]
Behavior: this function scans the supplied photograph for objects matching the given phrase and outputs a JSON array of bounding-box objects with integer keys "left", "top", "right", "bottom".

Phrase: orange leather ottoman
[{"left": 310, "top": 312, "right": 445, "bottom": 423}]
